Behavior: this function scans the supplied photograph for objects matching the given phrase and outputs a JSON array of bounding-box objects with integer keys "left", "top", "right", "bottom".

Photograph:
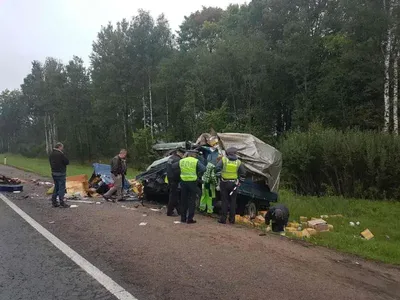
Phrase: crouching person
[{"left": 265, "top": 204, "right": 290, "bottom": 232}]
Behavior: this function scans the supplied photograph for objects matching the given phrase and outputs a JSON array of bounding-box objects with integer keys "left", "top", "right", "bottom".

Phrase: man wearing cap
[
  {"left": 166, "top": 148, "right": 184, "bottom": 216},
  {"left": 265, "top": 204, "right": 290, "bottom": 232},
  {"left": 216, "top": 147, "right": 246, "bottom": 224},
  {"left": 174, "top": 150, "right": 206, "bottom": 224}
]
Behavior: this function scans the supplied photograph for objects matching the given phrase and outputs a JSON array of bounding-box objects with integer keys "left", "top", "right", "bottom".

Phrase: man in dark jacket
[
  {"left": 49, "top": 142, "right": 70, "bottom": 208},
  {"left": 216, "top": 147, "right": 246, "bottom": 224},
  {"left": 166, "top": 148, "right": 184, "bottom": 216},
  {"left": 265, "top": 204, "right": 290, "bottom": 232},
  {"left": 103, "top": 149, "right": 127, "bottom": 202}
]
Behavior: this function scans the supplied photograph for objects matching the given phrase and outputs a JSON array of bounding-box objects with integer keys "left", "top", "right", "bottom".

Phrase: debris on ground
[
  {"left": 70, "top": 205, "right": 78, "bottom": 208},
  {"left": 67, "top": 200, "right": 95, "bottom": 204},
  {"left": 300, "top": 216, "right": 308, "bottom": 222},
  {"left": 361, "top": 229, "right": 374, "bottom": 240},
  {"left": 174, "top": 221, "right": 181, "bottom": 224},
  {"left": 356, "top": 221, "right": 360, "bottom": 226},
  {"left": 96, "top": 202, "right": 102, "bottom": 205},
  {"left": 139, "top": 222, "right": 147, "bottom": 226},
  {"left": 349, "top": 222, "right": 355, "bottom": 226},
  {"left": 0, "top": 175, "right": 23, "bottom": 184},
  {"left": 48, "top": 221, "right": 55, "bottom": 224},
  {"left": 150, "top": 208, "right": 162, "bottom": 212}
]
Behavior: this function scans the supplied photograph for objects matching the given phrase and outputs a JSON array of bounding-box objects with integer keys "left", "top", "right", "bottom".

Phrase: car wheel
[{"left": 246, "top": 201, "right": 257, "bottom": 219}]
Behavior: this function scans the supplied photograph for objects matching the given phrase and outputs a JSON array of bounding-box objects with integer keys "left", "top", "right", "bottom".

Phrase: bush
[{"left": 280, "top": 125, "right": 400, "bottom": 200}]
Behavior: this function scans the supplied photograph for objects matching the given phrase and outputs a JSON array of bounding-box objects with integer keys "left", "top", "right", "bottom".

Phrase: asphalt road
[
  {"left": 0, "top": 199, "right": 116, "bottom": 300},
  {"left": 1, "top": 164, "right": 400, "bottom": 300}
]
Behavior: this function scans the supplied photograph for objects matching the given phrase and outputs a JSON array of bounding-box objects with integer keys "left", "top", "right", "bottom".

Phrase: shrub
[{"left": 280, "top": 125, "right": 400, "bottom": 200}]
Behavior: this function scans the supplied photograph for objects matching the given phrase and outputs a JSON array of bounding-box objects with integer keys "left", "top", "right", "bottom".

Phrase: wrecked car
[{"left": 136, "top": 133, "right": 281, "bottom": 218}]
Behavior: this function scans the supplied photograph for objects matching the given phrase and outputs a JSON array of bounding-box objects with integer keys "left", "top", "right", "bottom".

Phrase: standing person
[
  {"left": 49, "top": 142, "right": 70, "bottom": 208},
  {"left": 265, "top": 204, "right": 290, "bottom": 232},
  {"left": 199, "top": 153, "right": 219, "bottom": 215},
  {"left": 103, "top": 149, "right": 127, "bottom": 203},
  {"left": 174, "top": 150, "right": 206, "bottom": 224},
  {"left": 166, "top": 148, "right": 184, "bottom": 216},
  {"left": 216, "top": 147, "right": 246, "bottom": 224}
]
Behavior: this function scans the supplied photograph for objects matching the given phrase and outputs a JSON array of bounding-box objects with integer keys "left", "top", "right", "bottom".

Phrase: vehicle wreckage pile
[{"left": 135, "top": 132, "right": 282, "bottom": 217}]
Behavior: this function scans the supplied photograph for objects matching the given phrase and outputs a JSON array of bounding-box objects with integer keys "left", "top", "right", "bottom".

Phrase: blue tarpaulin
[{"left": 92, "top": 163, "right": 130, "bottom": 190}]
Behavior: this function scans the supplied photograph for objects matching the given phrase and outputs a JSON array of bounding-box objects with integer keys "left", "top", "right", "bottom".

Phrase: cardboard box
[
  {"left": 361, "top": 229, "right": 374, "bottom": 240},
  {"left": 314, "top": 223, "right": 329, "bottom": 232},
  {"left": 301, "top": 229, "right": 311, "bottom": 238},
  {"left": 306, "top": 228, "right": 317, "bottom": 236},
  {"left": 300, "top": 216, "right": 308, "bottom": 222}
]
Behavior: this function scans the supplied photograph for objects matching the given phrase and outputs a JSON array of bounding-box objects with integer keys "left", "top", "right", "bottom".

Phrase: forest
[{"left": 1, "top": 0, "right": 400, "bottom": 198}]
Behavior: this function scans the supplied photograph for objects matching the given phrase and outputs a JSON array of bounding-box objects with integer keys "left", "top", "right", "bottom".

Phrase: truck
[{"left": 135, "top": 133, "right": 282, "bottom": 218}]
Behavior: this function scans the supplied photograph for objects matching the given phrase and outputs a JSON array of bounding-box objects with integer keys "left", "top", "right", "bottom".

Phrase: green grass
[
  {"left": 277, "top": 190, "right": 400, "bottom": 264},
  {"left": 0, "top": 153, "right": 139, "bottom": 178}
]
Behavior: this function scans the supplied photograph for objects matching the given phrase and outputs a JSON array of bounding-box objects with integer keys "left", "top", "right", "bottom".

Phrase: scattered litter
[
  {"left": 330, "top": 214, "right": 343, "bottom": 218},
  {"left": 139, "top": 222, "right": 147, "bottom": 226},
  {"left": 70, "top": 205, "right": 78, "bottom": 208},
  {"left": 355, "top": 261, "right": 360, "bottom": 265},
  {"left": 23, "top": 195, "right": 29, "bottom": 199},
  {"left": 356, "top": 221, "right": 360, "bottom": 226},
  {"left": 320, "top": 215, "right": 329, "bottom": 219},
  {"left": 259, "top": 232, "right": 267, "bottom": 236},
  {"left": 300, "top": 216, "right": 308, "bottom": 222},
  {"left": 68, "top": 200, "right": 94, "bottom": 204},
  {"left": 307, "top": 219, "right": 328, "bottom": 232},
  {"left": 386, "top": 235, "right": 390, "bottom": 240},
  {"left": 173, "top": 221, "right": 181, "bottom": 224},
  {"left": 121, "top": 205, "right": 126, "bottom": 208},
  {"left": 349, "top": 222, "right": 355, "bottom": 226},
  {"left": 328, "top": 224, "right": 334, "bottom": 231},
  {"left": 13, "top": 191, "right": 21, "bottom": 194},
  {"left": 133, "top": 203, "right": 140, "bottom": 208},
  {"left": 279, "top": 232, "right": 286, "bottom": 236},
  {"left": 150, "top": 208, "right": 161, "bottom": 212},
  {"left": 266, "top": 226, "right": 271, "bottom": 232},
  {"left": 142, "top": 214, "right": 147, "bottom": 217},
  {"left": 95, "top": 202, "right": 101, "bottom": 205},
  {"left": 360, "top": 229, "right": 374, "bottom": 240},
  {"left": 48, "top": 221, "right": 55, "bottom": 224},
  {"left": 297, "top": 226, "right": 302, "bottom": 231}
]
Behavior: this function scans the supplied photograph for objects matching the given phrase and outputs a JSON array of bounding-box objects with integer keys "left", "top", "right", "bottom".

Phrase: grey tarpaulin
[{"left": 217, "top": 133, "right": 282, "bottom": 192}]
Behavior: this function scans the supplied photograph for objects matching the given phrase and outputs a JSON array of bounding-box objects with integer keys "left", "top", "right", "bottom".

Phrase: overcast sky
[{"left": 0, "top": 0, "right": 245, "bottom": 91}]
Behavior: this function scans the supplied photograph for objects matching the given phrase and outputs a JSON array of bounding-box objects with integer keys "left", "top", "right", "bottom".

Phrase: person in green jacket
[{"left": 199, "top": 150, "right": 219, "bottom": 215}]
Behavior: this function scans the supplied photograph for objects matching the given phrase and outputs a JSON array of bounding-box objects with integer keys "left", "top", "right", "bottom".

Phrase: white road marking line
[{"left": 0, "top": 194, "right": 138, "bottom": 300}]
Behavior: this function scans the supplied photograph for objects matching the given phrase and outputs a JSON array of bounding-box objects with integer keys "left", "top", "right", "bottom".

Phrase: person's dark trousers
[
  {"left": 180, "top": 181, "right": 197, "bottom": 222},
  {"left": 167, "top": 182, "right": 180, "bottom": 215},
  {"left": 219, "top": 180, "right": 237, "bottom": 224},
  {"left": 52, "top": 172, "right": 66, "bottom": 205},
  {"left": 271, "top": 221, "right": 285, "bottom": 232}
]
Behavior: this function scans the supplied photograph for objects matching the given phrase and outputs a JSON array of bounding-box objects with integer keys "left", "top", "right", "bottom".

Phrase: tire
[{"left": 246, "top": 201, "right": 257, "bottom": 219}]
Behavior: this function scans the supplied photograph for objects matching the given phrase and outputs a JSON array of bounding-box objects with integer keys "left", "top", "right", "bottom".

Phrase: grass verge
[
  {"left": 276, "top": 190, "right": 400, "bottom": 265},
  {"left": 0, "top": 153, "right": 139, "bottom": 178}
]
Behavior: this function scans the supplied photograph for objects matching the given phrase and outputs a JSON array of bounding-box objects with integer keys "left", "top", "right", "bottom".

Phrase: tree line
[{"left": 1, "top": 0, "right": 400, "bottom": 165}]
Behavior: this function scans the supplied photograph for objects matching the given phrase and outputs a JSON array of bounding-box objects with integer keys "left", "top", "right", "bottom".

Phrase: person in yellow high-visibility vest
[
  {"left": 173, "top": 150, "right": 206, "bottom": 224},
  {"left": 216, "top": 147, "right": 246, "bottom": 224}
]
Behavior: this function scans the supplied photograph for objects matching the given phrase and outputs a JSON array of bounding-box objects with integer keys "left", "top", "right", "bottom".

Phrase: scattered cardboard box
[
  {"left": 300, "top": 216, "right": 308, "bottom": 222},
  {"left": 361, "top": 229, "right": 374, "bottom": 240},
  {"left": 306, "top": 228, "right": 317, "bottom": 236},
  {"left": 254, "top": 215, "right": 265, "bottom": 224},
  {"left": 301, "top": 229, "right": 311, "bottom": 238},
  {"left": 287, "top": 222, "right": 301, "bottom": 228}
]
